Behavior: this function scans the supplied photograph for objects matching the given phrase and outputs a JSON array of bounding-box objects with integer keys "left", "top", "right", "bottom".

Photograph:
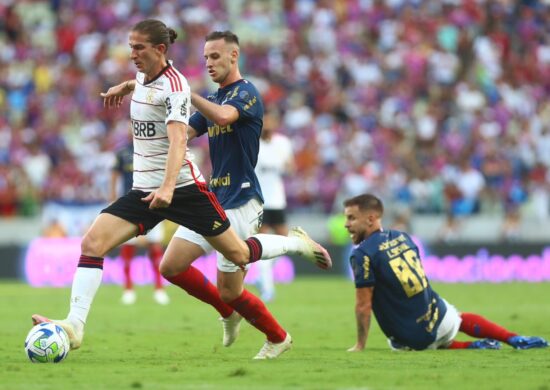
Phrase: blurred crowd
[{"left": 1, "top": 0, "right": 550, "bottom": 240}]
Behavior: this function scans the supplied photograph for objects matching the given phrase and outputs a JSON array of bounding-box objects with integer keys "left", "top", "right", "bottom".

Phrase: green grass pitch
[{"left": 2, "top": 278, "right": 549, "bottom": 390}]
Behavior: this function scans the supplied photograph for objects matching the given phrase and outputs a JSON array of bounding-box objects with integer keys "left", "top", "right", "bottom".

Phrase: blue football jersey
[
  {"left": 113, "top": 144, "right": 134, "bottom": 194},
  {"left": 190, "top": 79, "right": 264, "bottom": 209},
  {"left": 350, "top": 229, "right": 447, "bottom": 350}
]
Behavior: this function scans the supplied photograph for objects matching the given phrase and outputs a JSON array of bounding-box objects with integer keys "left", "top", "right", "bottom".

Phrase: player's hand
[
  {"left": 141, "top": 188, "right": 173, "bottom": 209},
  {"left": 347, "top": 343, "right": 364, "bottom": 352},
  {"left": 100, "top": 81, "right": 132, "bottom": 108}
]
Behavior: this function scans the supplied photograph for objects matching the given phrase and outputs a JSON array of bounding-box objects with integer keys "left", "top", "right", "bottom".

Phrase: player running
[
  {"left": 32, "top": 20, "right": 331, "bottom": 360},
  {"left": 344, "top": 193, "right": 548, "bottom": 352},
  {"left": 99, "top": 29, "right": 326, "bottom": 360}
]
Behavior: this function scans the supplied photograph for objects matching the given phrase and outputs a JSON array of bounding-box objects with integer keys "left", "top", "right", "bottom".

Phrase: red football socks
[
  {"left": 148, "top": 244, "right": 164, "bottom": 290},
  {"left": 228, "top": 289, "right": 286, "bottom": 343},
  {"left": 447, "top": 340, "right": 473, "bottom": 349},
  {"left": 165, "top": 266, "right": 233, "bottom": 318},
  {"left": 120, "top": 245, "right": 135, "bottom": 290},
  {"left": 460, "top": 313, "right": 517, "bottom": 341}
]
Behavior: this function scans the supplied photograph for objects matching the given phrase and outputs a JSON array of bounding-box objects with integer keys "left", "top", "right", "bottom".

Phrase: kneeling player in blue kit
[{"left": 343, "top": 193, "right": 548, "bottom": 352}]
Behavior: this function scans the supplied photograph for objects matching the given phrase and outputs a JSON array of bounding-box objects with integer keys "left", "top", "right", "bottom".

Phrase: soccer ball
[{"left": 24, "top": 323, "right": 70, "bottom": 363}]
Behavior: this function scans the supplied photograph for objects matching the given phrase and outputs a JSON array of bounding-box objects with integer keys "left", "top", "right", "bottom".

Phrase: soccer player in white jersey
[
  {"left": 255, "top": 110, "right": 295, "bottom": 302},
  {"left": 32, "top": 19, "right": 332, "bottom": 360},
  {"left": 100, "top": 30, "right": 330, "bottom": 359}
]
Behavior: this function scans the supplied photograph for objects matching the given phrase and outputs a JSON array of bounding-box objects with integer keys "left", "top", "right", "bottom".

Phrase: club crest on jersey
[{"left": 146, "top": 88, "right": 156, "bottom": 104}]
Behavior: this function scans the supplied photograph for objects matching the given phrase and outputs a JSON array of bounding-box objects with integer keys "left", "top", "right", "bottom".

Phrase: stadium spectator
[
  {"left": 1, "top": 1, "right": 550, "bottom": 241},
  {"left": 32, "top": 20, "right": 330, "bottom": 361},
  {"left": 255, "top": 108, "right": 295, "bottom": 302},
  {"left": 343, "top": 193, "right": 548, "bottom": 352}
]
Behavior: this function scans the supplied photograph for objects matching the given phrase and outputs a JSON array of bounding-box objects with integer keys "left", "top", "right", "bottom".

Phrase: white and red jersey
[
  {"left": 130, "top": 63, "right": 204, "bottom": 191},
  {"left": 256, "top": 133, "right": 293, "bottom": 209}
]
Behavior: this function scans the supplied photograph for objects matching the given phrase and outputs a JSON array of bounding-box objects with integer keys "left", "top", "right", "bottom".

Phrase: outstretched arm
[
  {"left": 191, "top": 92, "right": 239, "bottom": 126},
  {"left": 101, "top": 80, "right": 136, "bottom": 108},
  {"left": 348, "top": 286, "right": 374, "bottom": 352}
]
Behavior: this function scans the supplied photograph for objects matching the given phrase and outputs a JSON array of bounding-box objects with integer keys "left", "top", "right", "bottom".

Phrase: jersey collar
[
  {"left": 219, "top": 78, "right": 244, "bottom": 91},
  {"left": 144, "top": 62, "right": 172, "bottom": 85}
]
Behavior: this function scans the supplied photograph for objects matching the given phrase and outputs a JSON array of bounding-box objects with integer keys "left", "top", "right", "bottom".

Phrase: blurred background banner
[
  {"left": 14, "top": 236, "right": 550, "bottom": 285},
  {"left": 22, "top": 237, "right": 296, "bottom": 287},
  {"left": 1, "top": 0, "right": 550, "bottom": 283}
]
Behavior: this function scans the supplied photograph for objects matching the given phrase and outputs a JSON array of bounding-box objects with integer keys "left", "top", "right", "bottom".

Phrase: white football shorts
[
  {"left": 426, "top": 299, "right": 461, "bottom": 349},
  {"left": 388, "top": 298, "right": 461, "bottom": 351},
  {"left": 173, "top": 197, "right": 263, "bottom": 273},
  {"left": 127, "top": 221, "right": 164, "bottom": 245}
]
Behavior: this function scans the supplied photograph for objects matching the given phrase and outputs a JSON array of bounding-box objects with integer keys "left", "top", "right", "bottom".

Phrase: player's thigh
[
  {"left": 205, "top": 227, "right": 249, "bottom": 267},
  {"left": 162, "top": 234, "right": 207, "bottom": 276},
  {"left": 429, "top": 299, "right": 461, "bottom": 350},
  {"left": 209, "top": 198, "right": 263, "bottom": 272},
  {"left": 82, "top": 213, "right": 138, "bottom": 256}
]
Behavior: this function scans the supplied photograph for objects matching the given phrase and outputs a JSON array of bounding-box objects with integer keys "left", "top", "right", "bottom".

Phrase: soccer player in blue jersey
[
  {"left": 100, "top": 30, "right": 331, "bottom": 359},
  {"left": 343, "top": 193, "right": 548, "bottom": 352},
  {"left": 164, "top": 30, "right": 295, "bottom": 359}
]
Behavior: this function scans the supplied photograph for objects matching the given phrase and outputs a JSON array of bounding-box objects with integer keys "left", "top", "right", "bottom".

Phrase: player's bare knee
[
  {"left": 159, "top": 256, "right": 187, "bottom": 278},
  {"left": 81, "top": 232, "right": 105, "bottom": 257},
  {"left": 219, "top": 288, "right": 239, "bottom": 303},
  {"left": 223, "top": 251, "right": 248, "bottom": 267}
]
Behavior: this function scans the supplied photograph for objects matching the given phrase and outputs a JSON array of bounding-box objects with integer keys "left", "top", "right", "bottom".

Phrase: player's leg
[
  {"left": 32, "top": 213, "right": 137, "bottom": 349},
  {"left": 214, "top": 199, "right": 291, "bottom": 358},
  {"left": 120, "top": 243, "right": 137, "bottom": 304},
  {"left": 207, "top": 222, "right": 332, "bottom": 270},
  {"left": 459, "top": 312, "right": 548, "bottom": 349},
  {"left": 217, "top": 267, "right": 291, "bottom": 357},
  {"left": 146, "top": 223, "right": 169, "bottom": 305},
  {"left": 32, "top": 190, "right": 162, "bottom": 350},
  {"left": 160, "top": 233, "right": 234, "bottom": 319},
  {"left": 427, "top": 299, "right": 501, "bottom": 350}
]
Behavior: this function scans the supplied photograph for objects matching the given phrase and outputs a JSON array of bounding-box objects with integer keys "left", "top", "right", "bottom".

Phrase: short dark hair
[
  {"left": 205, "top": 30, "right": 239, "bottom": 46},
  {"left": 343, "top": 194, "right": 384, "bottom": 215},
  {"left": 132, "top": 19, "right": 177, "bottom": 48}
]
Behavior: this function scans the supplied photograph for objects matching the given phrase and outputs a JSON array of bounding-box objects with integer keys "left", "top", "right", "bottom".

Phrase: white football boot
[
  {"left": 289, "top": 227, "right": 333, "bottom": 270},
  {"left": 31, "top": 314, "right": 84, "bottom": 350},
  {"left": 220, "top": 311, "right": 243, "bottom": 347},
  {"left": 254, "top": 333, "right": 292, "bottom": 359}
]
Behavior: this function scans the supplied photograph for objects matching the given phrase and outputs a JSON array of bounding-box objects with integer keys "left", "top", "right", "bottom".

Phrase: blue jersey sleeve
[
  {"left": 350, "top": 247, "right": 376, "bottom": 288},
  {"left": 223, "top": 85, "right": 262, "bottom": 122},
  {"left": 189, "top": 110, "right": 208, "bottom": 137}
]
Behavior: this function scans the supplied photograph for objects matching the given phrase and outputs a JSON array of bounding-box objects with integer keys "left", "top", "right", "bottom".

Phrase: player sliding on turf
[{"left": 344, "top": 193, "right": 548, "bottom": 352}]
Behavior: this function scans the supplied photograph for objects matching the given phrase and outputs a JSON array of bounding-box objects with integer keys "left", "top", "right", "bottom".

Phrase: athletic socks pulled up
[
  {"left": 228, "top": 289, "right": 286, "bottom": 343},
  {"left": 165, "top": 266, "right": 233, "bottom": 318}
]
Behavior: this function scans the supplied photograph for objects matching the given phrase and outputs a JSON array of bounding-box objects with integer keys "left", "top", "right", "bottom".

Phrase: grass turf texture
[{"left": 2, "top": 278, "right": 549, "bottom": 390}]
